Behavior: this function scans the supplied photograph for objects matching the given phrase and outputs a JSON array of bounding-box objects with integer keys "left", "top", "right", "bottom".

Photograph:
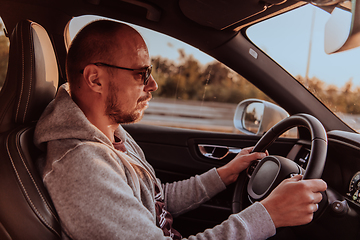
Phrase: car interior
[
  {"left": 0, "top": 0, "right": 360, "bottom": 240},
  {"left": 0, "top": 20, "right": 60, "bottom": 239}
]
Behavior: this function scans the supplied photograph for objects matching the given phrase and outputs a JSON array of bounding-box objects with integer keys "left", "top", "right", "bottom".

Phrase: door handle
[{"left": 198, "top": 144, "right": 241, "bottom": 160}]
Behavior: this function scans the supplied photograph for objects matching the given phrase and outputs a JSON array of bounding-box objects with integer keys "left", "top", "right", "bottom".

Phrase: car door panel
[{"left": 124, "top": 123, "right": 298, "bottom": 236}]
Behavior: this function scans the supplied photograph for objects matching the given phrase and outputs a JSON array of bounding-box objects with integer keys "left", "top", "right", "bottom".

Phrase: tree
[
  {"left": 296, "top": 75, "right": 360, "bottom": 115},
  {"left": 151, "top": 51, "right": 271, "bottom": 104}
]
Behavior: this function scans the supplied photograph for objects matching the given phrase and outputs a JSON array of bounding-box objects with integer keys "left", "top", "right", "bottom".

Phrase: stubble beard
[{"left": 105, "top": 81, "right": 151, "bottom": 124}]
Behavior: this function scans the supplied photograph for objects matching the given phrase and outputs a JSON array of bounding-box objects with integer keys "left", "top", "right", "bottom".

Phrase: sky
[
  {"left": 69, "top": 15, "right": 215, "bottom": 65},
  {"left": 247, "top": 4, "right": 360, "bottom": 89},
  {"left": 69, "top": 5, "right": 360, "bottom": 89}
]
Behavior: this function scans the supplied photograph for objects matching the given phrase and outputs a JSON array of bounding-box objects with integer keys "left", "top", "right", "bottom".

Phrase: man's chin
[
  {"left": 133, "top": 110, "right": 145, "bottom": 123},
  {"left": 127, "top": 114, "right": 144, "bottom": 124},
  {"left": 116, "top": 110, "right": 145, "bottom": 125}
]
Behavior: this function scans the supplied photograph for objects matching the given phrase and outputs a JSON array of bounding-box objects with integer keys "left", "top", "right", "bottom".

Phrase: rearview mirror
[{"left": 324, "top": 0, "right": 360, "bottom": 54}]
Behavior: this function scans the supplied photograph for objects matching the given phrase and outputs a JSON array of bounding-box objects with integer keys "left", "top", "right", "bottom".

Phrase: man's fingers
[
  {"left": 288, "top": 174, "right": 303, "bottom": 181},
  {"left": 313, "top": 192, "right": 323, "bottom": 204},
  {"left": 238, "top": 147, "right": 268, "bottom": 159},
  {"left": 252, "top": 151, "right": 267, "bottom": 159},
  {"left": 312, "top": 203, "right": 319, "bottom": 213},
  {"left": 236, "top": 149, "right": 266, "bottom": 162},
  {"left": 244, "top": 146, "right": 254, "bottom": 151},
  {"left": 239, "top": 146, "right": 254, "bottom": 155},
  {"left": 287, "top": 175, "right": 327, "bottom": 193},
  {"left": 242, "top": 152, "right": 267, "bottom": 162},
  {"left": 305, "top": 179, "right": 327, "bottom": 192}
]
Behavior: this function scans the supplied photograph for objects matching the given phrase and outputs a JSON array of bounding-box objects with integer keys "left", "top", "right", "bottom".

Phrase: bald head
[{"left": 66, "top": 20, "right": 148, "bottom": 93}]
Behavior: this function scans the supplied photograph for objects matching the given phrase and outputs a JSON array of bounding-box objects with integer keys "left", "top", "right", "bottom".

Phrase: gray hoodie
[{"left": 34, "top": 83, "right": 276, "bottom": 240}]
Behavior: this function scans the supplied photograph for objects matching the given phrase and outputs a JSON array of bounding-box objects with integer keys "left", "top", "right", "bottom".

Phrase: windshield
[{"left": 247, "top": 4, "right": 360, "bottom": 132}]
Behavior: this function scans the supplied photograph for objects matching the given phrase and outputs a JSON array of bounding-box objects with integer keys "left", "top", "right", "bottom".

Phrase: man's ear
[{"left": 82, "top": 64, "right": 103, "bottom": 93}]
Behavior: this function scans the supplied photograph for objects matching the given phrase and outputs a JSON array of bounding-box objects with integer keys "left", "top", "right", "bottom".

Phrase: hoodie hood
[{"left": 34, "top": 83, "right": 126, "bottom": 151}]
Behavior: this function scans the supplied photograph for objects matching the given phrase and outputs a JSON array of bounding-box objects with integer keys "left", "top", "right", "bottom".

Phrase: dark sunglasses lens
[{"left": 144, "top": 65, "right": 152, "bottom": 85}]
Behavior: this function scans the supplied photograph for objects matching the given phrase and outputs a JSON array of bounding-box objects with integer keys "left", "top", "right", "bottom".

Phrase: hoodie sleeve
[
  {"left": 43, "top": 144, "right": 275, "bottom": 240},
  {"left": 163, "top": 168, "right": 276, "bottom": 240},
  {"left": 187, "top": 202, "right": 276, "bottom": 240},
  {"left": 163, "top": 168, "right": 226, "bottom": 216}
]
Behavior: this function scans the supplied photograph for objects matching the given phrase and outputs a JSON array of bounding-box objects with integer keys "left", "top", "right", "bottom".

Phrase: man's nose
[{"left": 144, "top": 75, "right": 158, "bottom": 92}]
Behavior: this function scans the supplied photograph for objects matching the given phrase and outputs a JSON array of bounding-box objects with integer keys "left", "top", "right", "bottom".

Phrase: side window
[
  {"left": 68, "top": 16, "right": 275, "bottom": 134},
  {"left": 0, "top": 17, "right": 9, "bottom": 91}
]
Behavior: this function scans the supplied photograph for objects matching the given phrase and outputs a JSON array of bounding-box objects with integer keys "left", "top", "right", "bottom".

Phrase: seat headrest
[{"left": 0, "top": 20, "right": 58, "bottom": 133}]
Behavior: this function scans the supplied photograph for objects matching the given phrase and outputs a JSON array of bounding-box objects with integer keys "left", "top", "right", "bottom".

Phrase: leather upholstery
[
  {"left": 0, "top": 20, "right": 58, "bottom": 133},
  {"left": 0, "top": 20, "right": 61, "bottom": 239}
]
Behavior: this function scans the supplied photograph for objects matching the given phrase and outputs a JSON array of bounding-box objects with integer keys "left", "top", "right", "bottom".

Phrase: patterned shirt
[{"left": 154, "top": 184, "right": 181, "bottom": 239}]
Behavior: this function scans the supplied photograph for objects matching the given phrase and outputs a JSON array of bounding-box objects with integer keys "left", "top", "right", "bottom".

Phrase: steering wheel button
[{"left": 331, "top": 200, "right": 348, "bottom": 215}]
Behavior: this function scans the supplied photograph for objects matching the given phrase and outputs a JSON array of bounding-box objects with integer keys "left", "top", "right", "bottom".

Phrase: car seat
[{"left": 0, "top": 20, "right": 61, "bottom": 239}]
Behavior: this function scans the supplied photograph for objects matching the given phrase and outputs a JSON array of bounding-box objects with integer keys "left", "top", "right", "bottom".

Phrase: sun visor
[{"left": 179, "top": 0, "right": 286, "bottom": 30}]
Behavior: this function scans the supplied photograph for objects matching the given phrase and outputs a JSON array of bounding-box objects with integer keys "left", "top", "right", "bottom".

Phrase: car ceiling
[{"left": 0, "top": 0, "right": 302, "bottom": 53}]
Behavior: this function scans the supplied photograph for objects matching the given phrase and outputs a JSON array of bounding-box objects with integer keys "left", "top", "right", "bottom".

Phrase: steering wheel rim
[{"left": 232, "top": 113, "right": 328, "bottom": 213}]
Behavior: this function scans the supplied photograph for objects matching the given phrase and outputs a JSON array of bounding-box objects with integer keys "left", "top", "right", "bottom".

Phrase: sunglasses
[{"left": 81, "top": 62, "right": 153, "bottom": 85}]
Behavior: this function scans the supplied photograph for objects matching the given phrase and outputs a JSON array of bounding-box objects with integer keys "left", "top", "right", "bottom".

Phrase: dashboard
[
  {"left": 326, "top": 130, "right": 360, "bottom": 205},
  {"left": 291, "top": 130, "right": 360, "bottom": 206},
  {"left": 289, "top": 130, "right": 360, "bottom": 239},
  {"left": 348, "top": 171, "right": 360, "bottom": 204},
  {"left": 271, "top": 129, "right": 360, "bottom": 239}
]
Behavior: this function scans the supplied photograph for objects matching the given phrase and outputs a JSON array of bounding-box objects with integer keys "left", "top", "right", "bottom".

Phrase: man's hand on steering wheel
[
  {"left": 218, "top": 114, "right": 329, "bottom": 229},
  {"left": 217, "top": 147, "right": 268, "bottom": 186},
  {"left": 261, "top": 175, "right": 327, "bottom": 228}
]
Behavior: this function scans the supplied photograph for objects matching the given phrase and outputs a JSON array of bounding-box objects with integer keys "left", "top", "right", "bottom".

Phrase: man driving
[{"left": 34, "top": 20, "right": 327, "bottom": 240}]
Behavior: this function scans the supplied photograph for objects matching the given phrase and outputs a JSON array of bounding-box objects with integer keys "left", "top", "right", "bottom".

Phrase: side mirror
[
  {"left": 233, "top": 99, "right": 289, "bottom": 135},
  {"left": 324, "top": 0, "right": 360, "bottom": 54}
]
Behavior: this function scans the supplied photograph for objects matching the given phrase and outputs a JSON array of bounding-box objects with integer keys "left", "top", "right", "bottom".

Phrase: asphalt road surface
[
  {"left": 139, "top": 98, "right": 239, "bottom": 133},
  {"left": 139, "top": 98, "right": 360, "bottom": 133}
]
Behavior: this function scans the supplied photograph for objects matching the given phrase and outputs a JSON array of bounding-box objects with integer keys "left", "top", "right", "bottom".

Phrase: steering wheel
[{"left": 232, "top": 113, "right": 328, "bottom": 213}]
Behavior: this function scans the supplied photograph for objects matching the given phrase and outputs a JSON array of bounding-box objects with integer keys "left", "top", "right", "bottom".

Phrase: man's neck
[
  {"left": 72, "top": 94, "right": 118, "bottom": 143},
  {"left": 90, "top": 118, "right": 119, "bottom": 143},
  {"left": 101, "top": 123, "right": 119, "bottom": 143}
]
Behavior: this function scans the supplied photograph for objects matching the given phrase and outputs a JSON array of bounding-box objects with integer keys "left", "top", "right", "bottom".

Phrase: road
[
  {"left": 139, "top": 98, "right": 239, "bottom": 133},
  {"left": 139, "top": 98, "right": 360, "bottom": 133}
]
